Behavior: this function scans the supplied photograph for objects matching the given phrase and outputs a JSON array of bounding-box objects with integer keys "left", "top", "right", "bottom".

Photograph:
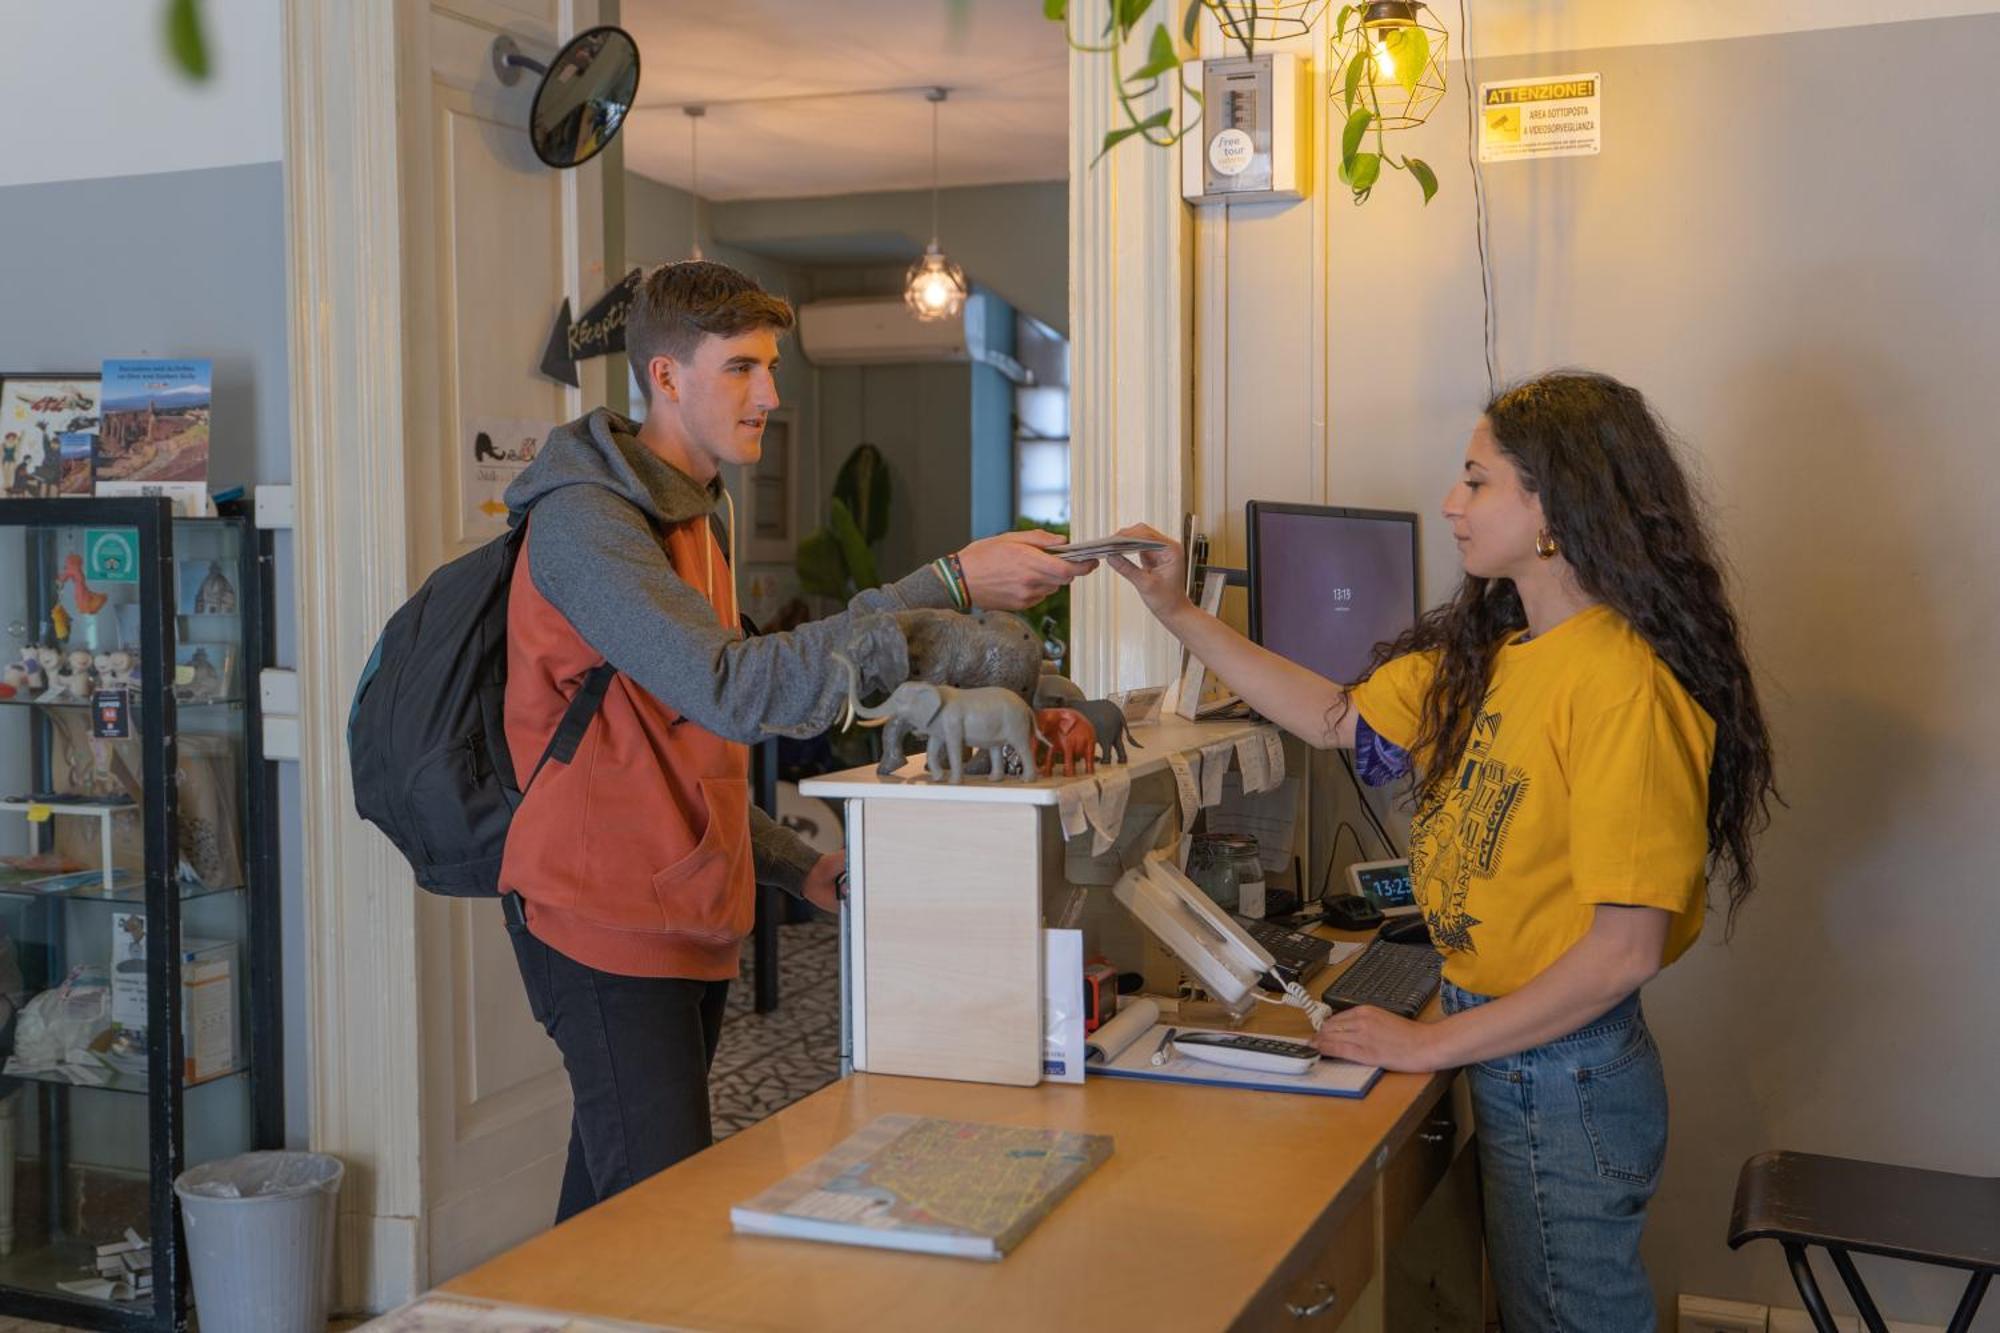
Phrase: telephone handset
[{"left": 1113, "top": 853, "right": 1277, "bottom": 1016}]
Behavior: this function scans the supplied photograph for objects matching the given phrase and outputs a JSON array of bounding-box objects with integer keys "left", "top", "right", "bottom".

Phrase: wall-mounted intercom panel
[{"left": 1181, "top": 51, "right": 1309, "bottom": 204}]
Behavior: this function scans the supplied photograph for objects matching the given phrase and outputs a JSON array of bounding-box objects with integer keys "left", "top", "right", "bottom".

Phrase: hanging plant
[
  {"left": 1329, "top": 2, "right": 1447, "bottom": 205},
  {"left": 1045, "top": 0, "right": 1443, "bottom": 208}
]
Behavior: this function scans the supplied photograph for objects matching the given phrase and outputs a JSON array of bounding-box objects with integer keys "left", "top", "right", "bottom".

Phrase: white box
[{"left": 108, "top": 915, "right": 239, "bottom": 1083}]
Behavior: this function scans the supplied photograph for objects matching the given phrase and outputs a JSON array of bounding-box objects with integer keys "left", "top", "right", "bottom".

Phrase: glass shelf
[
  {"left": 0, "top": 697, "right": 245, "bottom": 710},
  {"left": 0, "top": 1063, "right": 246, "bottom": 1099},
  {"left": 0, "top": 876, "right": 242, "bottom": 905}
]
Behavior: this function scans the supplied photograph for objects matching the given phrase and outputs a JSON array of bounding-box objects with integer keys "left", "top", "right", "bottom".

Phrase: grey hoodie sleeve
[
  {"left": 526, "top": 483, "right": 948, "bottom": 742},
  {"left": 748, "top": 804, "right": 822, "bottom": 901}
]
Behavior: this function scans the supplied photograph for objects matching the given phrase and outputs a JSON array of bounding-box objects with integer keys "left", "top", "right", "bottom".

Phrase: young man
[{"left": 500, "top": 261, "right": 1084, "bottom": 1223}]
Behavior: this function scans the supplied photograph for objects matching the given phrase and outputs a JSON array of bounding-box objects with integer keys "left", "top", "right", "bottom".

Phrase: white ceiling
[{"left": 619, "top": 0, "right": 1070, "bottom": 201}]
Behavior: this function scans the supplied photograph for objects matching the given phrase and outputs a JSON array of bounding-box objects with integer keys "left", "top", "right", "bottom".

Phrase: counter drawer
[
  {"left": 1382, "top": 1084, "right": 1459, "bottom": 1249},
  {"left": 1232, "top": 1186, "right": 1376, "bottom": 1331}
]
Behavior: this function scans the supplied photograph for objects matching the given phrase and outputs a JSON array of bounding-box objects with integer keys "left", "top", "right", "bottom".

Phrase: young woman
[{"left": 1109, "top": 371, "right": 1776, "bottom": 1332}]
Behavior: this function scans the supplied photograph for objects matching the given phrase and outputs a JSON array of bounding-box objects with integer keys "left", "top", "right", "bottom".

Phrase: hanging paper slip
[
  {"left": 1262, "top": 729, "right": 1286, "bottom": 785},
  {"left": 1058, "top": 785, "right": 1090, "bottom": 839},
  {"left": 1200, "top": 741, "right": 1233, "bottom": 806},
  {"left": 1167, "top": 751, "right": 1200, "bottom": 825},
  {"left": 1235, "top": 734, "right": 1270, "bottom": 794},
  {"left": 1088, "top": 773, "right": 1132, "bottom": 855}
]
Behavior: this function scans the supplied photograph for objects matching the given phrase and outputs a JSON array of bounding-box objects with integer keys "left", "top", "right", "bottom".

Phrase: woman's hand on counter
[{"left": 1310, "top": 1006, "right": 1450, "bottom": 1073}]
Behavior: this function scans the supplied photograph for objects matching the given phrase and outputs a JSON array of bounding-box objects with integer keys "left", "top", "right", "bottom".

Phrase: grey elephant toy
[
  {"left": 836, "top": 654, "right": 1046, "bottom": 784},
  {"left": 1032, "top": 670, "right": 1086, "bottom": 710},
  {"left": 898, "top": 609, "right": 1043, "bottom": 699},
  {"left": 1074, "top": 698, "right": 1143, "bottom": 765}
]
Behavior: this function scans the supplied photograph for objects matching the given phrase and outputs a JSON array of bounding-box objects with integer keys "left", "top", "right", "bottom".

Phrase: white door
[{"left": 400, "top": 0, "right": 612, "bottom": 1280}]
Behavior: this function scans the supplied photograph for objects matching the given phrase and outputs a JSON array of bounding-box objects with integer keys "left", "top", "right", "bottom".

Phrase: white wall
[
  {"left": 0, "top": 0, "right": 282, "bottom": 187},
  {"left": 1185, "top": 9, "right": 2000, "bottom": 1328}
]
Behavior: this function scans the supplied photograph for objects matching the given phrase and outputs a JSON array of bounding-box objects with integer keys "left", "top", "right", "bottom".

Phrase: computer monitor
[{"left": 1245, "top": 502, "right": 1420, "bottom": 686}]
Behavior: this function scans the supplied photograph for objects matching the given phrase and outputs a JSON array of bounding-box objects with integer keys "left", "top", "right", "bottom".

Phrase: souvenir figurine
[
  {"left": 57, "top": 553, "right": 108, "bottom": 615},
  {"left": 193, "top": 560, "right": 237, "bottom": 615}
]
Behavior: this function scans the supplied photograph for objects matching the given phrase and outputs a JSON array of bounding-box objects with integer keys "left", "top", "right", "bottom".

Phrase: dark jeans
[{"left": 503, "top": 894, "right": 729, "bottom": 1224}]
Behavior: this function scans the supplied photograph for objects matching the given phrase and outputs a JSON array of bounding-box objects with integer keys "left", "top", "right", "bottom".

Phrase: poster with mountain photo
[{"left": 96, "top": 359, "right": 212, "bottom": 515}]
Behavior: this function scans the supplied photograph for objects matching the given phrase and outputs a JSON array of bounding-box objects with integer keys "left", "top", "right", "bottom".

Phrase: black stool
[{"left": 1729, "top": 1150, "right": 2000, "bottom": 1333}]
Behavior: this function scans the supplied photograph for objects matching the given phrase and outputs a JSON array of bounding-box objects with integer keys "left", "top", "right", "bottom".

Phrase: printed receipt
[{"left": 1167, "top": 751, "right": 1200, "bottom": 824}]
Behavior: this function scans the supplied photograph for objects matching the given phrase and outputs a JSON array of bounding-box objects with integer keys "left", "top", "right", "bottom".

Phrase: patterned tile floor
[{"left": 709, "top": 919, "right": 843, "bottom": 1138}]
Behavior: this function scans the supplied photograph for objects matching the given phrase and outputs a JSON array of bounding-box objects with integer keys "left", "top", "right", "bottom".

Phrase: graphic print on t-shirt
[{"left": 1410, "top": 710, "right": 1528, "bottom": 955}]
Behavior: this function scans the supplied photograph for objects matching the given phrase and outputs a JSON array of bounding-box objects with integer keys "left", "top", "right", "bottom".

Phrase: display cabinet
[{"left": 0, "top": 499, "right": 278, "bottom": 1331}]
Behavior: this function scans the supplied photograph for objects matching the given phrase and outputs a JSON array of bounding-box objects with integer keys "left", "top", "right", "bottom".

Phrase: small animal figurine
[
  {"left": 1032, "top": 670, "right": 1087, "bottom": 710},
  {"left": 57, "top": 553, "right": 108, "bottom": 615},
  {"left": 1032, "top": 707, "right": 1098, "bottom": 779},
  {"left": 1074, "top": 699, "right": 1144, "bottom": 766},
  {"left": 31, "top": 646, "right": 59, "bottom": 695},
  {"left": 59, "top": 649, "right": 97, "bottom": 701},
  {"left": 95, "top": 650, "right": 135, "bottom": 692}
]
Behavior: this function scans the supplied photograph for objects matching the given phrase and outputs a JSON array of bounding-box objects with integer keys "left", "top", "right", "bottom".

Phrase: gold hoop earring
[{"left": 1535, "top": 530, "right": 1559, "bottom": 560}]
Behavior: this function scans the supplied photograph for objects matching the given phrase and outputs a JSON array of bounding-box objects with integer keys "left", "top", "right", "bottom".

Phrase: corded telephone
[{"left": 1113, "top": 853, "right": 1277, "bottom": 1018}]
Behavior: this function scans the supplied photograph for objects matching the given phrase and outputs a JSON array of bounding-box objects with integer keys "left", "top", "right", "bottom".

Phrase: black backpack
[{"left": 347, "top": 524, "right": 614, "bottom": 897}]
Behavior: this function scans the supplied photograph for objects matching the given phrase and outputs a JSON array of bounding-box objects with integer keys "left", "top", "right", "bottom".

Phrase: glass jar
[
  {"left": 1176, "top": 832, "right": 1240, "bottom": 912},
  {"left": 1226, "top": 836, "right": 1267, "bottom": 916}
]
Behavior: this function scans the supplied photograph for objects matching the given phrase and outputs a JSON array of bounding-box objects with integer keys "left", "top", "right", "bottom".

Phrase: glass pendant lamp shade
[
  {"left": 905, "top": 245, "right": 968, "bottom": 321},
  {"left": 904, "top": 88, "right": 967, "bottom": 322}
]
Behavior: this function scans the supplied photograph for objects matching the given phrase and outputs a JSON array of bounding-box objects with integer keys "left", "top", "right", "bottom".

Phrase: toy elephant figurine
[
  {"left": 1073, "top": 699, "right": 1144, "bottom": 766},
  {"left": 1033, "top": 708, "right": 1097, "bottom": 778},
  {"left": 835, "top": 654, "right": 1046, "bottom": 784},
  {"left": 1032, "top": 670, "right": 1086, "bottom": 710},
  {"left": 898, "top": 609, "right": 1044, "bottom": 700}
]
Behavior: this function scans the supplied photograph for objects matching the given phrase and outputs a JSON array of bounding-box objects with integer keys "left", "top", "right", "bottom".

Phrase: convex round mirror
[{"left": 493, "top": 26, "right": 641, "bottom": 169}]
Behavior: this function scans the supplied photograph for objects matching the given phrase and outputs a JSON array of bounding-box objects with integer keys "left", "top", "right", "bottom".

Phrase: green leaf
[
  {"left": 1382, "top": 25, "right": 1429, "bottom": 94},
  {"left": 1116, "top": 0, "right": 1156, "bottom": 35},
  {"left": 829, "top": 499, "right": 878, "bottom": 592},
  {"left": 1407, "top": 156, "right": 1438, "bottom": 203},
  {"left": 1093, "top": 108, "right": 1174, "bottom": 163},
  {"left": 1343, "top": 51, "right": 1368, "bottom": 112},
  {"left": 795, "top": 529, "right": 848, "bottom": 599},
  {"left": 1341, "top": 108, "right": 1372, "bottom": 169},
  {"left": 1338, "top": 151, "right": 1380, "bottom": 193},
  {"left": 165, "top": 0, "right": 209, "bottom": 81},
  {"left": 1132, "top": 23, "right": 1180, "bottom": 80},
  {"left": 1044, "top": 0, "right": 1066, "bottom": 19},
  {"left": 1334, "top": 4, "right": 1355, "bottom": 40},
  {"left": 833, "top": 443, "right": 891, "bottom": 545},
  {"left": 1182, "top": 0, "right": 1203, "bottom": 45}
]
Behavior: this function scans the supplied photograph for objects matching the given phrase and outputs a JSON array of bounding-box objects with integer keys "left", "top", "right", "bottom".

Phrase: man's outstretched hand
[{"left": 957, "top": 530, "right": 1096, "bottom": 610}]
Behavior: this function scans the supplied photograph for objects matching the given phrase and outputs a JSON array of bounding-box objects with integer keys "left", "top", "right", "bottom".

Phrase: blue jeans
[{"left": 1442, "top": 980, "right": 1667, "bottom": 1332}]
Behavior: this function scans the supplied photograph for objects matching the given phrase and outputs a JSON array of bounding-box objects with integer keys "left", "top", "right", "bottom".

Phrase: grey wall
[
  {"left": 0, "top": 160, "right": 307, "bottom": 1147},
  {"left": 1210, "top": 14, "right": 2000, "bottom": 1325}
]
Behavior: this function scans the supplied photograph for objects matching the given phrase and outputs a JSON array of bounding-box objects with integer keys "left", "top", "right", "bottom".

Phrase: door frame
[{"left": 283, "top": 0, "right": 426, "bottom": 1313}]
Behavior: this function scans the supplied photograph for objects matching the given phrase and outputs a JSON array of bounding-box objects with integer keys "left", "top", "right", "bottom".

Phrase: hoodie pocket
[{"left": 649, "top": 776, "right": 754, "bottom": 941}]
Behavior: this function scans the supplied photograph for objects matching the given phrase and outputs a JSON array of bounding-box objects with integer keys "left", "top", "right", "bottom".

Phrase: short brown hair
[{"left": 626, "top": 261, "right": 795, "bottom": 402}]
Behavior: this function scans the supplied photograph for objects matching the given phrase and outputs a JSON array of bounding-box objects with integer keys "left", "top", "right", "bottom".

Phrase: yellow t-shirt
[{"left": 1348, "top": 603, "right": 1716, "bottom": 996}]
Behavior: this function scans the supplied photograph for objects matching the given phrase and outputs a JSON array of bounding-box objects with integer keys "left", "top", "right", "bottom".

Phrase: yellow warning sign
[{"left": 1478, "top": 72, "right": 1601, "bottom": 163}]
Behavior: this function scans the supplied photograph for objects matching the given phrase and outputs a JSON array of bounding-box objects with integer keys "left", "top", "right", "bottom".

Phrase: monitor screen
[{"left": 1247, "top": 503, "right": 1419, "bottom": 686}]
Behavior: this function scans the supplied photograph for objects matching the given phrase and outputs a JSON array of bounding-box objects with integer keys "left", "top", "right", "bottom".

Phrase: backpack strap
[{"left": 524, "top": 662, "right": 616, "bottom": 793}]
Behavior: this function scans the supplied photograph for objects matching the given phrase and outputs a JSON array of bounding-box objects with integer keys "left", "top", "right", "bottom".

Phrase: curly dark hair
[{"left": 1352, "top": 371, "right": 1778, "bottom": 929}]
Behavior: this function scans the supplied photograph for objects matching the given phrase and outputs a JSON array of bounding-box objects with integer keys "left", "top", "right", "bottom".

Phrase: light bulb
[
  {"left": 1371, "top": 37, "right": 1397, "bottom": 83},
  {"left": 904, "top": 245, "right": 967, "bottom": 321}
]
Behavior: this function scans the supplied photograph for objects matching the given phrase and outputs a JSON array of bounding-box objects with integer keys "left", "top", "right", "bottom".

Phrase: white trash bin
[{"left": 174, "top": 1151, "right": 344, "bottom": 1333}]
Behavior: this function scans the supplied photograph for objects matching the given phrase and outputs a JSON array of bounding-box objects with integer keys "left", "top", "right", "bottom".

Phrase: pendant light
[
  {"left": 1331, "top": 0, "right": 1448, "bottom": 130},
  {"left": 684, "top": 104, "right": 706, "bottom": 260},
  {"left": 904, "top": 87, "right": 968, "bottom": 322}
]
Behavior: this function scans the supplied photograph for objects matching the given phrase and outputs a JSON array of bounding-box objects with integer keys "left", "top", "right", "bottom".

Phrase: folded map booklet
[{"left": 730, "top": 1114, "right": 1113, "bottom": 1261}]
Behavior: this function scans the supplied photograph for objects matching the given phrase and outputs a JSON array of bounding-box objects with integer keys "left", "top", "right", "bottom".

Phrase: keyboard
[
  {"left": 1319, "top": 938, "right": 1444, "bottom": 1019},
  {"left": 1234, "top": 915, "right": 1338, "bottom": 975}
]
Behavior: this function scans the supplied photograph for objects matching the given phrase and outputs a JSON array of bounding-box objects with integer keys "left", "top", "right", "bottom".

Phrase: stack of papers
[{"left": 1045, "top": 536, "right": 1167, "bottom": 563}]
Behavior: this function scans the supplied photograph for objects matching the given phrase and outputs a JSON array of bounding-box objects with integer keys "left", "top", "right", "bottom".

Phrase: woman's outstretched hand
[{"left": 1104, "top": 523, "right": 1193, "bottom": 625}]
